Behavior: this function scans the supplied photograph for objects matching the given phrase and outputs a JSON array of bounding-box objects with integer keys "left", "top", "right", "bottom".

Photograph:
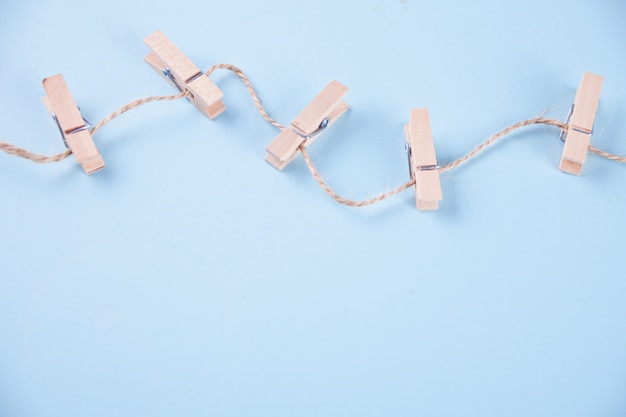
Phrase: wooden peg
[
  {"left": 559, "top": 72, "right": 604, "bottom": 175},
  {"left": 144, "top": 30, "right": 225, "bottom": 119},
  {"left": 41, "top": 74, "right": 105, "bottom": 175},
  {"left": 265, "top": 80, "right": 349, "bottom": 170},
  {"left": 405, "top": 108, "right": 442, "bottom": 211}
]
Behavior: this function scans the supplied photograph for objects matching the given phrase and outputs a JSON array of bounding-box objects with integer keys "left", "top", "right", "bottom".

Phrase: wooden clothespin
[
  {"left": 144, "top": 30, "right": 225, "bottom": 119},
  {"left": 265, "top": 81, "right": 349, "bottom": 170},
  {"left": 404, "top": 108, "right": 442, "bottom": 211},
  {"left": 559, "top": 72, "right": 604, "bottom": 175},
  {"left": 42, "top": 74, "right": 105, "bottom": 175}
]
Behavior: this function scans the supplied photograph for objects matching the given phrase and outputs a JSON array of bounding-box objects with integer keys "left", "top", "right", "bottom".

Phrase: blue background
[{"left": 1, "top": 1, "right": 625, "bottom": 416}]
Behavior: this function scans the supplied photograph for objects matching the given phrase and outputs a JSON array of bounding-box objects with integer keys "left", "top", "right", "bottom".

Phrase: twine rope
[
  {"left": 0, "top": 143, "right": 71, "bottom": 163},
  {"left": 0, "top": 90, "right": 189, "bottom": 163},
  {"left": 1, "top": 65, "right": 624, "bottom": 209},
  {"left": 440, "top": 118, "right": 568, "bottom": 172},
  {"left": 90, "top": 91, "right": 190, "bottom": 136},
  {"left": 300, "top": 146, "right": 415, "bottom": 207},
  {"left": 301, "top": 117, "right": 625, "bottom": 207},
  {"left": 206, "top": 63, "right": 285, "bottom": 130}
]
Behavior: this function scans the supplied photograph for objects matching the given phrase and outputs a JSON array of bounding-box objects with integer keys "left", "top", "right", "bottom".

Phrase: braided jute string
[
  {"left": 0, "top": 90, "right": 189, "bottom": 163},
  {"left": 301, "top": 117, "right": 626, "bottom": 207},
  {"left": 90, "top": 91, "right": 190, "bottom": 136},
  {"left": 206, "top": 63, "right": 285, "bottom": 130},
  {"left": 1, "top": 64, "right": 625, "bottom": 209},
  {"left": 0, "top": 64, "right": 279, "bottom": 163}
]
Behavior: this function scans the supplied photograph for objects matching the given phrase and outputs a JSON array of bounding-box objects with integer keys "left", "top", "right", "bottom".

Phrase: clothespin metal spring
[
  {"left": 405, "top": 143, "right": 440, "bottom": 179},
  {"left": 559, "top": 104, "right": 575, "bottom": 142},
  {"left": 290, "top": 117, "right": 330, "bottom": 141},
  {"left": 49, "top": 111, "right": 92, "bottom": 149},
  {"left": 162, "top": 67, "right": 205, "bottom": 103}
]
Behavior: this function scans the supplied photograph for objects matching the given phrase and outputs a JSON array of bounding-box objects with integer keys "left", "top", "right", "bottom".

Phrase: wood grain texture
[
  {"left": 144, "top": 31, "right": 225, "bottom": 119},
  {"left": 42, "top": 74, "right": 105, "bottom": 174},
  {"left": 292, "top": 81, "right": 348, "bottom": 135},
  {"left": 265, "top": 81, "right": 349, "bottom": 170},
  {"left": 265, "top": 129, "right": 305, "bottom": 170},
  {"left": 406, "top": 108, "right": 442, "bottom": 211},
  {"left": 187, "top": 76, "right": 225, "bottom": 119},
  {"left": 65, "top": 130, "right": 105, "bottom": 174},
  {"left": 560, "top": 72, "right": 604, "bottom": 175},
  {"left": 42, "top": 74, "right": 85, "bottom": 132},
  {"left": 569, "top": 72, "right": 604, "bottom": 133},
  {"left": 144, "top": 30, "right": 201, "bottom": 83}
]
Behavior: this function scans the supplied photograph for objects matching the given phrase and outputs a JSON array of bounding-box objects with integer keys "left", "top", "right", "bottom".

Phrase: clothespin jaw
[
  {"left": 559, "top": 72, "right": 604, "bottom": 175},
  {"left": 265, "top": 80, "right": 349, "bottom": 170},
  {"left": 405, "top": 108, "right": 442, "bottom": 211},
  {"left": 144, "top": 30, "right": 225, "bottom": 119},
  {"left": 41, "top": 74, "right": 105, "bottom": 175}
]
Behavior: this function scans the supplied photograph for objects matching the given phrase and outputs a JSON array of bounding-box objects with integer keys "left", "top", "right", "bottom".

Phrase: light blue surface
[{"left": 1, "top": 1, "right": 625, "bottom": 416}]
